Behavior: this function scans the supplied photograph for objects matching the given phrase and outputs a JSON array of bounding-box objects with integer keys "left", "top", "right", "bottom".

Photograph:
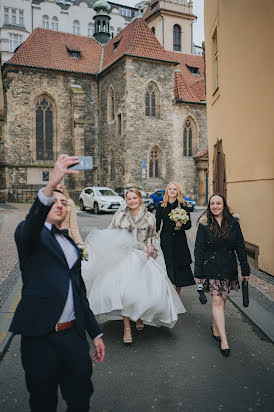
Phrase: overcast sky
[{"left": 192, "top": 0, "right": 204, "bottom": 46}]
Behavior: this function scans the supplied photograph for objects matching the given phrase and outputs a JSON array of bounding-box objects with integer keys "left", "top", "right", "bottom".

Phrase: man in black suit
[{"left": 9, "top": 155, "right": 105, "bottom": 412}]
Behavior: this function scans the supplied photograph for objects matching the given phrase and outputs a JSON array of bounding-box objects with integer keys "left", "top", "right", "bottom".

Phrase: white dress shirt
[{"left": 38, "top": 188, "right": 102, "bottom": 339}]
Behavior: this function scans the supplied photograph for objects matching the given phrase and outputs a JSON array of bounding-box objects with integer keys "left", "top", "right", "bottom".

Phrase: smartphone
[{"left": 68, "top": 156, "right": 93, "bottom": 171}]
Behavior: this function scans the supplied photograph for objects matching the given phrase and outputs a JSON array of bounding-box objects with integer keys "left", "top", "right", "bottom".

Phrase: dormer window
[
  {"left": 113, "top": 38, "right": 121, "bottom": 51},
  {"left": 67, "top": 48, "right": 81, "bottom": 59},
  {"left": 186, "top": 65, "right": 200, "bottom": 75}
]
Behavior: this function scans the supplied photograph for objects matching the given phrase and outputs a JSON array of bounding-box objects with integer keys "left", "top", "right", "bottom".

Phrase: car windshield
[{"left": 95, "top": 189, "right": 117, "bottom": 196}]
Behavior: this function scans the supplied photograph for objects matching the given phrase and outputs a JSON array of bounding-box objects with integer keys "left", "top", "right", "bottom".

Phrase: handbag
[
  {"left": 242, "top": 279, "right": 249, "bottom": 307},
  {"left": 197, "top": 281, "right": 207, "bottom": 304}
]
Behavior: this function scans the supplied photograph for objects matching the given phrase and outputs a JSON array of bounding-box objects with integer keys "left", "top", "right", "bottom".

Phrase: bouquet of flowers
[{"left": 168, "top": 207, "right": 189, "bottom": 230}]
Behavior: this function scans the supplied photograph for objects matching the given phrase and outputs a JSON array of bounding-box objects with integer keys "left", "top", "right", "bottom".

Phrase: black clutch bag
[{"left": 242, "top": 279, "right": 249, "bottom": 307}]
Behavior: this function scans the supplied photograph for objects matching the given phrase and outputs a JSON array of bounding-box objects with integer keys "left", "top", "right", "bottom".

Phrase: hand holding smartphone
[{"left": 68, "top": 156, "right": 93, "bottom": 171}]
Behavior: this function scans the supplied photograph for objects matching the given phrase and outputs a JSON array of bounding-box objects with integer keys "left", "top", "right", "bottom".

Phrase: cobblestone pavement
[{"left": 0, "top": 204, "right": 31, "bottom": 308}]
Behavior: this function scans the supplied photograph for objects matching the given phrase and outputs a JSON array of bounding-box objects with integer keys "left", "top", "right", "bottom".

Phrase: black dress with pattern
[{"left": 156, "top": 201, "right": 195, "bottom": 287}]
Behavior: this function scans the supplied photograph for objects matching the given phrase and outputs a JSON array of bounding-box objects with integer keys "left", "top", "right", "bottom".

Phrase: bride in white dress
[{"left": 82, "top": 188, "right": 186, "bottom": 344}]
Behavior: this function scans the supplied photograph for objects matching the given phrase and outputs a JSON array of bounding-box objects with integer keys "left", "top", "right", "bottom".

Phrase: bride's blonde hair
[{"left": 161, "top": 182, "right": 186, "bottom": 208}]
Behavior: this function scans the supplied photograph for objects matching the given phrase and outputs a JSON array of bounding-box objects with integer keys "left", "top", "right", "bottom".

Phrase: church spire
[{"left": 93, "top": 0, "right": 111, "bottom": 45}]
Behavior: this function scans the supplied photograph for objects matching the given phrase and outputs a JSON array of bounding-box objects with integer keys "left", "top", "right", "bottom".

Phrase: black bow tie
[{"left": 51, "top": 225, "right": 69, "bottom": 238}]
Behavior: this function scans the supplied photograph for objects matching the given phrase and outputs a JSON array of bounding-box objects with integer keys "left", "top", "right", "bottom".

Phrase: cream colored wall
[
  {"left": 204, "top": 0, "right": 274, "bottom": 274},
  {"left": 147, "top": 13, "right": 193, "bottom": 54}
]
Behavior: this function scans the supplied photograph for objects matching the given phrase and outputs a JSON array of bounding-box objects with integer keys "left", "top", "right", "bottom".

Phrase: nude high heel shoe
[{"left": 123, "top": 328, "right": 132, "bottom": 344}]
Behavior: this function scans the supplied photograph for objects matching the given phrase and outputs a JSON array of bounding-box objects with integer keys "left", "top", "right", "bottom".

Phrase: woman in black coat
[
  {"left": 194, "top": 194, "right": 250, "bottom": 356},
  {"left": 156, "top": 182, "right": 195, "bottom": 296}
]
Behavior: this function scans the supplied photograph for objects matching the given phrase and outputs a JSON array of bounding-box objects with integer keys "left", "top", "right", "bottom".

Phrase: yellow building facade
[{"left": 204, "top": 0, "right": 274, "bottom": 275}]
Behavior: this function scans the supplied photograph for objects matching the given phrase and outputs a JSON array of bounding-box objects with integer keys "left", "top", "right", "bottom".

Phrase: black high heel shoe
[
  {"left": 210, "top": 326, "right": 221, "bottom": 342},
  {"left": 220, "top": 347, "right": 230, "bottom": 357}
]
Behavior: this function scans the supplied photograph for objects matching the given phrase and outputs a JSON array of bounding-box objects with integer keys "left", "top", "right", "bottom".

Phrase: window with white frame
[
  {"left": 9, "top": 34, "right": 22, "bottom": 52},
  {"left": 4, "top": 8, "right": 24, "bottom": 25},
  {"left": 51, "top": 17, "right": 58, "bottom": 31},
  {"left": 4, "top": 8, "right": 9, "bottom": 24},
  {"left": 88, "top": 23, "right": 94, "bottom": 37},
  {"left": 73, "top": 20, "right": 80, "bottom": 35},
  {"left": 11, "top": 9, "right": 16, "bottom": 24},
  {"left": 42, "top": 15, "right": 49, "bottom": 29},
  {"left": 19, "top": 10, "right": 24, "bottom": 25},
  {"left": 119, "top": 7, "right": 131, "bottom": 17}
]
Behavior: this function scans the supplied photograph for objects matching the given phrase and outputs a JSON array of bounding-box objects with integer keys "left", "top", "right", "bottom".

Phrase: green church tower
[{"left": 93, "top": 0, "right": 111, "bottom": 44}]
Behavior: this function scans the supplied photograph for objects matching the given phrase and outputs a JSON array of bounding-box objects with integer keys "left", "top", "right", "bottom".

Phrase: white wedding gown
[{"left": 82, "top": 229, "right": 186, "bottom": 328}]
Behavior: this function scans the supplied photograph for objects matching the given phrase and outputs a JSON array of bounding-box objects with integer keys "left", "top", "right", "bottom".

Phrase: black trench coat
[
  {"left": 194, "top": 215, "right": 250, "bottom": 280},
  {"left": 156, "top": 200, "right": 195, "bottom": 287}
]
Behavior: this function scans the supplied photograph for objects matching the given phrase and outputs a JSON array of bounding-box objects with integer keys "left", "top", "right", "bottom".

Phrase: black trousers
[{"left": 21, "top": 328, "right": 93, "bottom": 412}]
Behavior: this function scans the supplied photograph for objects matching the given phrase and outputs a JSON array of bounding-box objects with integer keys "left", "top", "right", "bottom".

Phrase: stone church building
[{"left": 0, "top": 0, "right": 208, "bottom": 204}]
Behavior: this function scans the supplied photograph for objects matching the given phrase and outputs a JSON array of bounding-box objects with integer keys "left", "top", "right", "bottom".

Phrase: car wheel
[
  {"left": 93, "top": 202, "right": 99, "bottom": 214},
  {"left": 79, "top": 199, "right": 85, "bottom": 211}
]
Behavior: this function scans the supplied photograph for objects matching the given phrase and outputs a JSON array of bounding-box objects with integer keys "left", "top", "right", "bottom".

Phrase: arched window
[
  {"left": 35, "top": 96, "right": 55, "bottom": 161},
  {"left": 145, "top": 83, "right": 160, "bottom": 118},
  {"left": 151, "top": 27, "right": 155, "bottom": 34},
  {"left": 173, "top": 24, "right": 181, "bottom": 51},
  {"left": 88, "top": 23, "right": 94, "bottom": 37},
  {"left": 42, "top": 15, "right": 49, "bottom": 29},
  {"left": 51, "top": 16, "right": 58, "bottom": 31},
  {"left": 107, "top": 87, "right": 115, "bottom": 122},
  {"left": 110, "top": 26, "right": 114, "bottom": 38},
  {"left": 73, "top": 20, "right": 80, "bottom": 35},
  {"left": 149, "top": 147, "right": 161, "bottom": 178},
  {"left": 183, "top": 119, "right": 193, "bottom": 156}
]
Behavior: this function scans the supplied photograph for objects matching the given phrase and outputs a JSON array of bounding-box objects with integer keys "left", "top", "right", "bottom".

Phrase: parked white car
[{"left": 79, "top": 187, "right": 124, "bottom": 214}]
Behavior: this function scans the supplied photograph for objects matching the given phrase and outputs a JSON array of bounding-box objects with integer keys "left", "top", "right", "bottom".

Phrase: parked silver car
[{"left": 79, "top": 186, "right": 124, "bottom": 214}]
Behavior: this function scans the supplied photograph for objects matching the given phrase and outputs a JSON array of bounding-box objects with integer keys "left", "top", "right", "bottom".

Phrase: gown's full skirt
[{"left": 82, "top": 229, "right": 186, "bottom": 328}]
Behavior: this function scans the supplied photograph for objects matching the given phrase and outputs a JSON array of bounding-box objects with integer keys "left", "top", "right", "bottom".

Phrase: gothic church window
[
  {"left": 183, "top": 118, "right": 194, "bottom": 157},
  {"left": 108, "top": 87, "right": 115, "bottom": 122},
  {"left": 173, "top": 25, "right": 181, "bottom": 51},
  {"left": 42, "top": 15, "right": 49, "bottom": 29},
  {"left": 149, "top": 147, "right": 161, "bottom": 178},
  {"left": 73, "top": 20, "right": 80, "bottom": 35},
  {"left": 52, "top": 17, "right": 58, "bottom": 31},
  {"left": 35, "top": 96, "right": 54, "bottom": 161},
  {"left": 145, "top": 83, "right": 160, "bottom": 118}
]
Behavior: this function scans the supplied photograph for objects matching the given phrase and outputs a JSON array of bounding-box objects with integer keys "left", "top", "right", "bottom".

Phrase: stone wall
[
  {"left": 1, "top": 67, "right": 99, "bottom": 202},
  {"left": 125, "top": 57, "right": 176, "bottom": 192},
  {"left": 98, "top": 60, "right": 128, "bottom": 189},
  {"left": 172, "top": 102, "right": 208, "bottom": 199}
]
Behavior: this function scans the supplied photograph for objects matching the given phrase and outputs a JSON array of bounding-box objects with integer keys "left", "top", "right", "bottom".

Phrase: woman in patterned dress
[{"left": 194, "top": 194, "right": 250, "bottom": 356}]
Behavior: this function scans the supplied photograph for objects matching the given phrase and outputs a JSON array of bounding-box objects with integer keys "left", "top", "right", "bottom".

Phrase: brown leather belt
[{"left": 55, "top": 320, "right": 75, "bottom": 332}]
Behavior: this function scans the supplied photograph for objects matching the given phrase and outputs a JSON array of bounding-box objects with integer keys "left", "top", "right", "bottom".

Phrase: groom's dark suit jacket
[{"left": 9, "top": 197, "right": 101, "bottom": 339}]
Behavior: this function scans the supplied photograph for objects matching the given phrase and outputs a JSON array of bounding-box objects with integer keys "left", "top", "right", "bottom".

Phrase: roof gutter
[
  {"left": 175, "top": 99, "right": 206, "bottom": 105},
  {"left": 99, "top": 53, "right": 178, "bottom": 76}
]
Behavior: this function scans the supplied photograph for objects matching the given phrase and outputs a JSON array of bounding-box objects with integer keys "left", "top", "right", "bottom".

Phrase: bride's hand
[{"left": 147, "top": 245, "right": 154, "bottom": 259}]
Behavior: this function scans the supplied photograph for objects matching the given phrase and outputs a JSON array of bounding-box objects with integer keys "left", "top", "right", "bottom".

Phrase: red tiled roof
[
  {"left": 169, "top": 52, "right": 206, "bottom": 102},
  {"left": 101, "top": 18, "right": 175, "bottom": 72},
  {"left": 194, "top": 149, "right": 208, "bottom": 159},
  {"left": 7, "top": 28, "right": 102, "bottom": 74},
  {"left": 5, "top": 20, "right": 205, "bottom": 105}
]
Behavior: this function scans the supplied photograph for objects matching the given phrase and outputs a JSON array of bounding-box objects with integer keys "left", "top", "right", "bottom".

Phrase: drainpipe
[{"left": 160, "top": 14, "right": 164, "bottom": 48}]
